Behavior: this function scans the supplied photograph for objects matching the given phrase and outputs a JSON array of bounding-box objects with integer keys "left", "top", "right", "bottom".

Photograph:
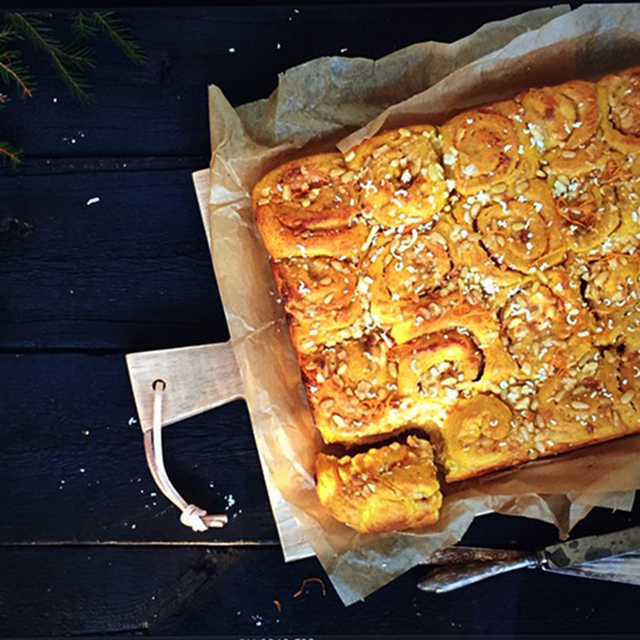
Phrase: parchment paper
[{"left": 206, "top": 4, "right": 640, "bottom": 605}]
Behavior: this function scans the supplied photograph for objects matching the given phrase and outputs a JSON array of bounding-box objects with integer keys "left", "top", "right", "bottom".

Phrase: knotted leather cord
[{"left": 142, "top": 379, "right": 228, "bottom": 532}]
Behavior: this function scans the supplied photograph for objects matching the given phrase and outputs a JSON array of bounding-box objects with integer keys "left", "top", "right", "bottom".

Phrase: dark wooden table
[{"left": 1, "top": 4, "right": 639, "bottom": 637}]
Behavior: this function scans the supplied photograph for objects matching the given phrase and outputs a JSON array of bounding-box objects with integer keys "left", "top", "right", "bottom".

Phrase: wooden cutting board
[{"left": 125, "top": 168, "right": 314, "bottom": 562}]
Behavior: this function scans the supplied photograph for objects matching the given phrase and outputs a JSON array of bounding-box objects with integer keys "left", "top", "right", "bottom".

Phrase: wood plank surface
[
  {"left": 0, "top": 354, "right": 277, "bottom": 543},
  {"left": 2, "top": 545, "right": 640, "bottom": 636},
  {"left": 0, "top": 6, "right": 550, "bottom": 159},
  {"left": 0, "top": 166, "right": 227, "bottom": 350}
]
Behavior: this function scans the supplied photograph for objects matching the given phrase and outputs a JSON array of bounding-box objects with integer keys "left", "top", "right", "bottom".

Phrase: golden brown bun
[
  {"left": 597, "top": 66, "right": 640, "bottom": 156},
  {"left": 345, "top": 125, "right": 450, "bottom": 227},
  {"left": 252, "top": 152, "right": 369, "bottom": 260},
  {"left": 272, "top": 256, "right": 363, "bottom": 353},
  {"left": 251, "top": 67, "right": 640, "bottom": 532},
  {"left": 299, "top": 333, "right": 399, "bottom": 444},
  {"left": 440, "top": 99, "right": 539, "bottom": 195},
  {"left": 315, "top": 436, "right": 442, "bottom": 533}
]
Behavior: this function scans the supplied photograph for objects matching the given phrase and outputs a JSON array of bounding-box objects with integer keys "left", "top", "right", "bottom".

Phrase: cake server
[{"left": 418, "top": 526, "right": 640, "bottom": 593}]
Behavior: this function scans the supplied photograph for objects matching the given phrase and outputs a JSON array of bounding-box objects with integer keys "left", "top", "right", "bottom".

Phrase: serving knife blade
[
  {"left": 418, "top": 526, "right": 640, "bottom": 593},
  {"left": 542, "top": 526, "right": 640, "bottom": 569}
]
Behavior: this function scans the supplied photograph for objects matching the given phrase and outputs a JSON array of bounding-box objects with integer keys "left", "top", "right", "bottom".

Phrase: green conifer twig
[
  {"left": 8, "top": 12, "right": 95, "bottom": 103},
  {"left": 0, "top": 50, "right": 34, "bottom": 98},
  {"left": 71, "top": 12, "right": 98, "bottom": 40},
  {"left": 90, "top": 12, "right": 146, "bottom": 66},
  {"left": 0, "top": 139, "right": 23, "bottom": 165},
  {"left": 0, "top": 12, "right": 145, "bottom": 165}
]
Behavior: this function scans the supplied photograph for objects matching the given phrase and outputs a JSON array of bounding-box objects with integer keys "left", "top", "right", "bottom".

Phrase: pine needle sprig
[
  {"left": 7, "top": 12, "right": 95, "bottom": 103},
  {"left": 0, "top": 49, "right": 34, "bottom": 98},
  {"left": 71, "top": 12, "right": 98, "bottom": 40},
  {"left": 0, "top": 24, "right": 20, "bottom": 44},
  {"left": 0, "top": 11, "right": 145, "bottom": 165},
  {"left": 75, "top": 12, "right": 146, "bottom": 66},
  {"left": 0, "top": 138, "right": 23, "bottom": 165}
]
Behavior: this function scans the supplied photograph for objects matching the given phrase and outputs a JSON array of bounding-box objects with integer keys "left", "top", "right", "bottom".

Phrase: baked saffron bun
[
  {"left": 345, "top": 125, "right": 450, "bottom": 227},
  {"left": 252, "top": 152, "right": 369, "bottom": 260},
  {"left": 315, "top": 436, "right": 442, "bottom": 533},
  {"left": 252, "top": 66, "right": 640, "bottom": 532}
]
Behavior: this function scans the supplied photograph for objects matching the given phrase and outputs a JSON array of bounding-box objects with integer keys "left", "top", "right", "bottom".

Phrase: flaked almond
[
  {"left": 427, "top": 163, "right": 441, "bottom": 182},
  {"left": 621, "top": 390, "right": 635, "bottom": 405},
  {"left": 491, "top": 182, "right": 507, "bottom": 194},
  {"left": 331, "top": 414, "right": 347, "bottom": 427},
  {"left": 372, "top": 144, "right": 391, "bottom": 159}
]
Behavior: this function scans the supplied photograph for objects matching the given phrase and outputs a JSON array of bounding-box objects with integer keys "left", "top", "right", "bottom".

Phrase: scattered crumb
[
  {"left": 228, "top": 47, "right": 236, "bottom": 53},
  {"left": 340, "top": 47, "right": 348, "bottom": 53},
  {"left": 86, "top": 197, "right": 100, "bottom": 206},
  {"left": 80, "top": 468, "right": 85, "bottom": 473},
  {"left": 251, "top": 615, "right": 263, "bottom": 627},
  {"left": 82, "top": 429, "right": 89, "bottom": 436},
  {"left": 52, "top": 97, "right": 57, "bottom": 103},
  {"left": 128, "top": 416, "right": 138, "bottom": 426}
]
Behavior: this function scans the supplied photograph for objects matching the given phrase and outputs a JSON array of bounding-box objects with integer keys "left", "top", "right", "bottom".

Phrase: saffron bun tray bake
[{"left": 251, "top": 66, "right": 640, "bottom": 534}]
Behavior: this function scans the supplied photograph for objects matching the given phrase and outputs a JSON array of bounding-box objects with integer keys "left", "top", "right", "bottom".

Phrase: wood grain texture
[
  {"left": 0, "top": 354, "right": 276, "bottom": 544},
  {"left": 127, "top": 341, "right": 243, "bottom": 432},
  {"left": 0, "top": 6, "right": 551, "bottom": 158},
  {"left": 0, "top": 166, "right": 227, "bottom": 351},
  {"left": 2, "top": 545, "right": 640, "bottom": 637}
]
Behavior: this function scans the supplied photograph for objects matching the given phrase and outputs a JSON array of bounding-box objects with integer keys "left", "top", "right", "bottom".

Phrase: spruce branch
[
  {"left": 71, "top": 12, "right": 98, "bottom": 40},
  {"left": 7, "top": 12, "right": 94, "bottom": 103},
  {"left": 0, "top": 139, "right": 22, "bottom": 164},
  {"left": 86, "top": 12, "right": 146, "bottom": 66},
  {"left": 0, "top": 49, "right": 34, "bottom": 98},
  {"left": 0, "top": 11, "right": 145, "bottom": 166},
  {"left": 0, "top": 25, "right": 20, "bottom": 44}
]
